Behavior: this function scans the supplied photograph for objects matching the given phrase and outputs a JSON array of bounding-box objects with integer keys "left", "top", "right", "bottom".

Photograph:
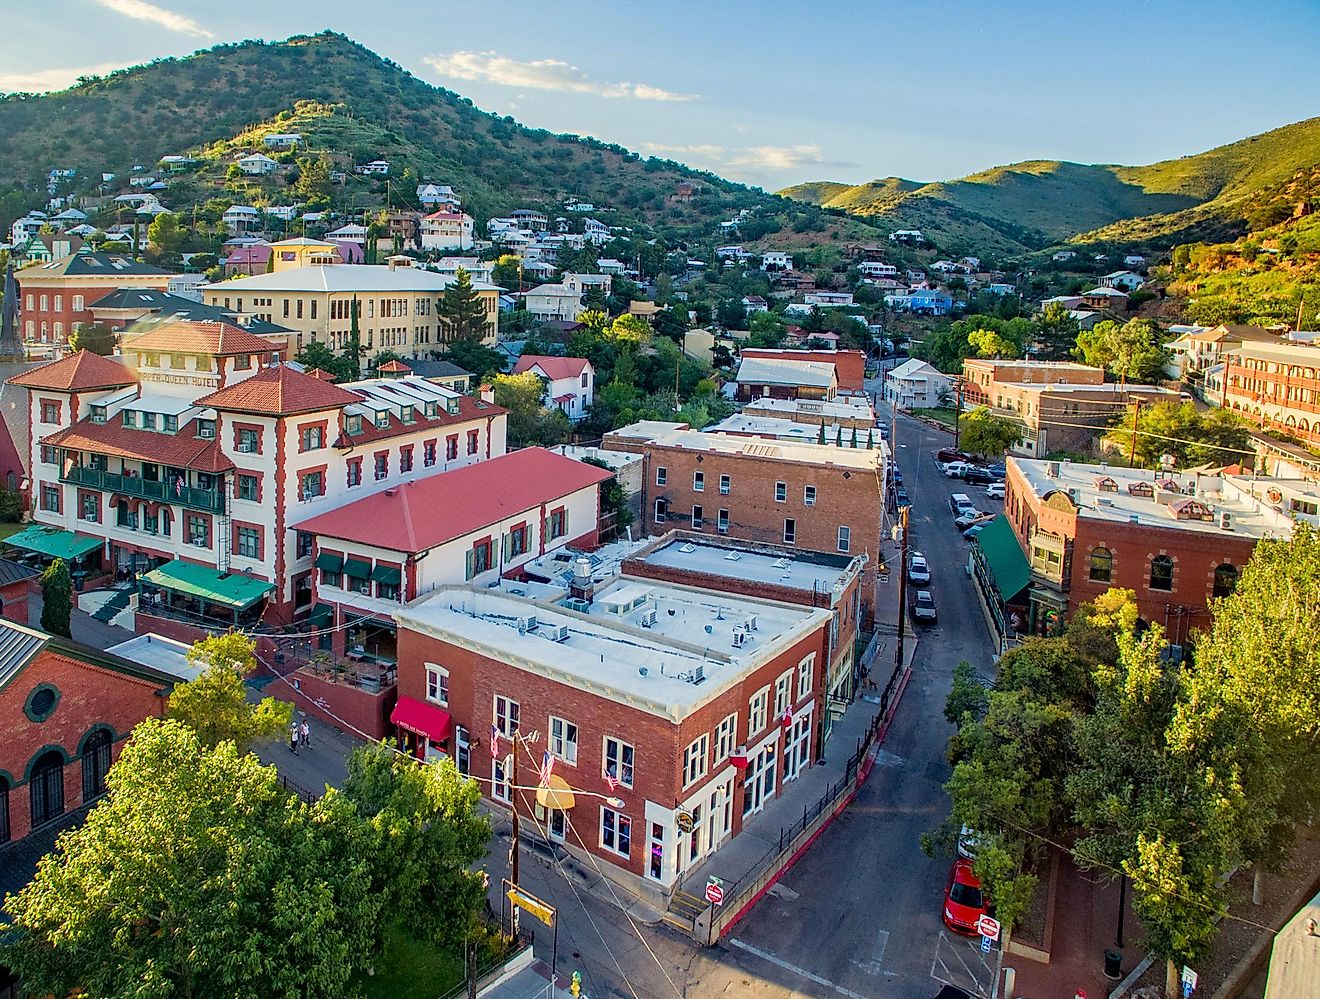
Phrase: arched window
[
  {"left": 1213, "top": 564, "right": 1238, "bottom": 599},
  {"left": 0, "top": 776, "right": 9, "bottom": 843},
  {"left": 29, "top": 751, "right": 65, "bottom": 827},
  {"left": 1089, "top": 547, "right": 1112, "bottom": 583},
  {"left": 82, "top": 730, "right": 112, "bottom": 801},
  {"left": 1150, "top": 555, "right": 1175, "bottom": 592}
]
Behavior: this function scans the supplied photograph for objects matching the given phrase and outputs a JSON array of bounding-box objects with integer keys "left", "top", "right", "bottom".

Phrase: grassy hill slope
[
  {"left": 779, "top": 117, "right": 1320, "bottom": 255},
  {"left": 0, "top": 32, "right": 877, "bottom": 246}
]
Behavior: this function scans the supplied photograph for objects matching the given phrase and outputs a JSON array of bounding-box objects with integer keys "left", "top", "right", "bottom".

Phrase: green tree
[
  {"left": 1074, "top": 318, "right": 1168, "bottom": 383},
  {"left": 442, "top": 339, "right": 504, "bottom": 383},
  {"left": 294, "top": 155, "right": 333, "bottom": 201},
  {"left": 40, "top": 558, "right": 72, "bottom": 638},
  {"left": 967, "top": 327, "right": 1021, "bottom": 359},
  {"left": 295, "top": 339, "right": 341, "bottom": 377},
  {"left": 68, "top": 321, "right": 116, "bottom": 356},
  {"left": 606, "top": 314, "right": 651, "bottom": 345},
  {"left": 1033, "top": 302, "right": 1080, "bottom": 361},
  {"left": 1101, "top": 401, "right": 1252, "bottom": 469},
  {"left": 167, "top": 634, "right": 292, "bottom": 751},
  {"left": 944, "top": 660, "right": 988, "bottom": 727},
  {"left": 145, "top": 211, "right": 185, "bottom": 264},
  {"left": 439, "top": 268, "right": 489, "bottom": 343},
  {"left": 957, "top": 406, "right": 1022, "bottom": 458},
  {"left": 493, "top": 371, "right": 569, "bottom": 448},
  {"left": 0, "top": 720, "right": 491, "bottom": 998},
  {"left": 490, "top": 254, "right": 523, "bottom": 291}
]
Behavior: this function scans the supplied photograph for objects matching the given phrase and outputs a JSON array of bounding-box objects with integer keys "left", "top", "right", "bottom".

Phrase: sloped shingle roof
[{"left": 512, "top": 355, "right": 591, "bottom": 381}]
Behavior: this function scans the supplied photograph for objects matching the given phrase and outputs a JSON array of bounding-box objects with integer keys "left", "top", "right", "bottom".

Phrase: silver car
[{"left": 907, "top": 551, "right": 932, "bottom": 584}]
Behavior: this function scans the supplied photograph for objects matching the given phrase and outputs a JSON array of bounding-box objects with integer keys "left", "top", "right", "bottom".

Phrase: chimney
[{"left": 479, "top": 383, "right": 495, "bottom": 404}]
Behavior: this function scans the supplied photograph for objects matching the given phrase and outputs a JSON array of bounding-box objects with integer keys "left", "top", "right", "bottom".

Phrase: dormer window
[
  {"left": 400, "top": 406, "right": 415, "bottom": 424},
  {"left": 196, "top": 419, "right": 216, "bottom": 440},
  {"left": 121, "top": 410, "right": 136, "bottom": 428},
  {"left": 375, "top": 411, "right": 389, "bottom": 430},
  {"left": 346, "top": 414, "right": 363, "bottom": 435},
  {"left": 424, "top": 401, "right": 438, "bottom": 419},
  {"left": 90, "top": 406, "right": 107, "bottom": 425},
  {"left": 235, "top": 354, "right": 252, "bottom": 370},
  {"left": 164, "top": 415, "right": 178, "bottom": 433},
  {"left": 141, "top": 412, "right": 157, "bottom": 431},
  {"left": 445, "top": 398, "right": 460, "bottom": 416}
]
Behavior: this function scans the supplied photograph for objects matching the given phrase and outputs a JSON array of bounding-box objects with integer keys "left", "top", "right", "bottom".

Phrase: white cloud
[
  {"left": 93, "top": 0, "right": 213, "bottom": 38},
  {"left": 646, "top": 142, "right": 828, "bottom": 173},
  {"left": 0, "top": 61, "right": 129, "bottom": 94},
  {"left": 424, "top": 51, "right": 698, "bottom": 102},
  {"left": 643, "top": 143, "right": 729, "bottom": 158}
]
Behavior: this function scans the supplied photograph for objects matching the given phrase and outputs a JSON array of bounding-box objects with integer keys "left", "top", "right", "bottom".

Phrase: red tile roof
[
  {"left": 377, "top": 360, "right": 412, "bottom": 373},
  {"left": 332, "top": 393, "right": 505, "bottom": 447},
  {"left": 293, "top": 447, "right": 612, "bottom": 553},
  {"left": 124, "top": 320, "right": 283, "bottom": 357},
  {"left": 194, "top": 365, "right": 359, "bottom": 416},
  {"left": 42, "top": 420, "right": 234, "bottom": 471},
  {"left": 512, "top": 355, "right": 591, "bottom": 381},
  {"left": 304, "top": 368, "right": 337, "bottom": 382},
  {"left": 8, "top": 351, "right": 137, "bottom": 392}
]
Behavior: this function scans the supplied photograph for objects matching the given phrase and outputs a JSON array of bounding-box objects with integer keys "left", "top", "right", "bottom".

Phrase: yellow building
[
  {"left": 203, "top": 260, "right": 500, "bottom": 361},
  {"left": 267, "top": 237, "right": 344, "bottom": 271}
]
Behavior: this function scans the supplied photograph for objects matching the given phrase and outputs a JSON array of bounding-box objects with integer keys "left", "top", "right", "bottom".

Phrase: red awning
[
  {"left": 553, "top": 393, "right": 574, "bottom": 404},
  {"left": 390, "top": 695, "right": 453, "bottom": 742}
]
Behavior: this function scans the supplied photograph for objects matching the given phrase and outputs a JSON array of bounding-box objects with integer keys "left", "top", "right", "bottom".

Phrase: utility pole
[
  {"left": 885, "top": 504, "right": 910, "bottom": 716},
  {"left": 953, "top": 377, "right": 964, "bottom": 451},
  {"left": 674, "top": 351, "right": 682, "bottom": 413},
  {"left": 1128, "top": 399, "right": 1142, "bottom": 466},
  {"left": 508, "top": 734, "right": 521, "bottom": 937}
]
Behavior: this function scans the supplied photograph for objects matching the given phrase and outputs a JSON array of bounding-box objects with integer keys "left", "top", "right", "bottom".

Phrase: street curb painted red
[{"left": 717, "top": 662, "right": 916, "bottom": 939}]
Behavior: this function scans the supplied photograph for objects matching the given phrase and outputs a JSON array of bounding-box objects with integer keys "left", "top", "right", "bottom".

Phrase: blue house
[{"left": 908, "top": 289, "right": 953, "bottom": 316}]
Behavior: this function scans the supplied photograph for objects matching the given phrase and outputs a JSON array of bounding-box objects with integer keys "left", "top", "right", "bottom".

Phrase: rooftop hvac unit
[
  {"left": 639, "top": 607, "right": 657, "bottom": 628},
  {"left": 516, "top": 615, "right": 538, "bottom": 634},
  {"left": 1220, "top": 511, "right": 1234, "bottom": 531},
  {"left": 732, "top": 628, "right": 748, "bottom": 648},
  {"left": 542, "top": 624, "right": 570, "bottom": 643},
  {"left": 746, "top": 614, "right": 758, "bottom": 631},
  {"left": 562, "top": 597, "right": 591, "bottom": 614},
  {"left": 1046, "top": 461, "right": 1060, "bottom": 478},
  {"left": 692, "top": 665, "right": 706, "bottom": 684}
]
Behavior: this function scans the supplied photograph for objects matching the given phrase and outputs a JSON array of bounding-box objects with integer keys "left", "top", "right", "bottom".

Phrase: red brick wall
[
  {"left": 0, "top": 651, "right": 167, "bottom": 841},
  {"left": 395, "top": 618, "right": 829, "bottom": 879},
  {"left": 16, "top": 277, "right": 171, "bottom": 343},
  {"left": 284, "top": 668, "right": 395, "bottom": 741},
  {"left": 739, "top": 349, "right": 867, "bottom": 392}
]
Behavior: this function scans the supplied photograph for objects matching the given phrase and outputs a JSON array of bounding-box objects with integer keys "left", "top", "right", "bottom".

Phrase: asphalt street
[{"left": 512, "top": 410, "right": 1005, "bottom": 999}]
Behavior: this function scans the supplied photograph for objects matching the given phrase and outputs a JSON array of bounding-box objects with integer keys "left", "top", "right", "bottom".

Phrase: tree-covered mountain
[
  {"left": 0, "top": 32, "right": 872, "bottom": 248},
  {"left": 780, "top": 117, "right": 1320, "bottom": 255}
]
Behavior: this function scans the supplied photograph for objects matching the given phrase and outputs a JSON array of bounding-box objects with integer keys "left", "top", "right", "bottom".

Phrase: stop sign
[{"left": 705, "top": 879, "right": 725, "bottom": 906}]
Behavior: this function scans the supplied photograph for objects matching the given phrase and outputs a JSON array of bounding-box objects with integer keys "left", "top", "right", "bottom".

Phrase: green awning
[
  {"left": 371, "top": 564, "right": 401, "bottom": 585},
  {"left": 308, "top": 602, "right": 333, "bottom": 627},
  {"left": 975, "top": 515, "right": 1031, "bottom": 600},
  {"left": 343, "top": 557, "right": 371, "bottom": 579},
  {"left": 4, "top": 525, "right": 101, "bottom": 560},
  {"left": 142, "top": 561, "right": 275, "bottom": 611},
  {"left": 314, "top": 552, "right": 343, "bottom": 572}
]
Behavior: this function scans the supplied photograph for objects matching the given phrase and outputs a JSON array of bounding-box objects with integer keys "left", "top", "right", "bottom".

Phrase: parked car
[
  {"left": 957, "top": 825, "right": 983, "bottom": 860},
  {"left": 891, "top": 468, "right": 903, "bottom": 485},
  {"left": 943, "top": 858, "right": 990, "bottom": 934},
  {"left": 912, "top": 589, "right": 938, "bottom": 624},
  {"left": 908, "top": 551, "right": 931, "bottom": 584},
  {"left": 984, "top": 482, "right": 1006, "bottom": 500},
  {"left": 962, "top": 523, "right": 988, "bottom": 540},
  {"left": 949, "top": 493, "right": 975, "bottom": 516},
  {"left": 987, "top": 463, "right": 1006, "bottom": 478},
  {"left": 937, "top": 448, "right": 973, "bottom": 465},
  {"left": 896, "top": 486, "right": 911, "bottom": 507},
  {"left": 962, "top": 466, "right": 1000, "bottom": 485},
  {"left": 955, "top": 510, "right": 990, "bottom": 529},
  {"left": 944, "top": 461, "right": 971, "bottom": 479}
]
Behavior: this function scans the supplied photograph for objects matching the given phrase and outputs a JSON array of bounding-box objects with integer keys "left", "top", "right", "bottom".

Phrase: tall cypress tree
[{"left": 438, "top": 268, "right": 488, "bottom": 344}]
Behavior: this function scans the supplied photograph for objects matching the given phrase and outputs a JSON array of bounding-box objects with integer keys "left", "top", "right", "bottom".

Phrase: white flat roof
[
  {"left": 711, "top": 414, "right": 885, "bottom": 448},
  {"left": 735, "top": 356, "right": 836, "bottom": 388},
  {"left": 637, "top": 536, "right": 861, "bottom": 594},
  {"left": 742, "top": 395, "right": 876, "bottom": 421},
  {"left": 212, "top": 264, "right": 500, "bottom": 294},
  {"left": 645, "top": 428, "right": 883, "bottom": 471},
  {"left": 396, "top": 576, "right": 827, "bottom": 720},
  {"left": 106, "top": 633, "right": 203, "bottom": 681},
  {"left": 1010, "top": 458, "right": 1294, "bottom": 540}
]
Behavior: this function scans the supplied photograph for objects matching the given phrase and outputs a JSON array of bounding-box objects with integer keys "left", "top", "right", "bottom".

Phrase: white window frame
[
  {"left": 693, "top": 470, "right": 704, "bottom": 492},
  {"left": 494, "top": 695, "right": 520, "bottom": 738},
  {"left": 600, "top": 807, "right": 632, "bottom": 857},
  {"left": 774, "top": 481, "right": 787, "bottom": 503},
  {"left": 783, "top": 518, "right": 796, "bottom": 544},
  {"left": 837, "top": 525, "right": 851, "bottom": 552},
  {"left": 425, "top": 664, "right": 449, "bottom": 706},
  {"left": 655, "top": 465, "right": 667, "bottom": 486},
  {"left": 775, "top": 670, "right": 793, "bottom": 718},
  {"left": 683, "top": 734, "right": 710, "bottom": 788},
  {"left": 713, "top": 713, "right": 737, "bottom": 765},
  {"left": 804, "top": 485, "right": 816, "bottom": 506},
  {"left": 692, "top": 504, "right": 703, "bottom": 529},
  {"left": 549, "top": 715, "right": 579, "bottom": 766},
  {"left": 797, "top": 654, "right": 816, "bottom": 701},
  {"left": 493, "top": 754, "right": 512, "bottom": 804},
  {"left": 719, "top": 473, "right": 730, "bottom": 495},
  {"left": 749, "top": 687, "right": 769, "bottom": 737},
  {"left": 604, "top": 736, "right": 634, "bottom": 789}
]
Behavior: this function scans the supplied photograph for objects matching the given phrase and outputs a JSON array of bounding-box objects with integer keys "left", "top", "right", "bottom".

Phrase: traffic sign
[
  {"left": 980, "top": 935, "right": 992, "bottom": 953},
  {"left": 705, "top": 878, "right": 725, "bottom": 906},
  {"left": 1182, "top": 966, "right": 1198, "bottom": 994},
  {"left": 975, "top": 914, "right": 1001, "bottom": 941}
]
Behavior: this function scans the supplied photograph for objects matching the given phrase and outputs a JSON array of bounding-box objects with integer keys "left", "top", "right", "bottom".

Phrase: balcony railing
[{"left": 61, "top": 466, "right": 226, "bottom": 514}]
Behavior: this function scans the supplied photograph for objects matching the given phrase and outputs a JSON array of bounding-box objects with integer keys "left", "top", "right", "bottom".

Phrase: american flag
[
  {"left": 174, "top": 476, "right": 184, "bottom": 498},
  {"left": 603, "top": 768, "right": 619, "bottom": 793},
  {"left": 490, "top": 725, "right": 501, "bottom": 756},
  {"left": 537, "top": 752, "right": 555, "bottom": 787}
]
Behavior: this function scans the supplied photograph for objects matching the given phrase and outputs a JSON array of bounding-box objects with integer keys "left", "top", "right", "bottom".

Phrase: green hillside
[
  {"left": 779, "top": 117, "right": 1320, "bottom": 255},
  {"left": 0, "top": 32, "right": 874, "bottom": 247}
]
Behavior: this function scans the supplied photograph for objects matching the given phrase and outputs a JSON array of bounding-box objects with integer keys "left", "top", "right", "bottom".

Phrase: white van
[{"left": 949, "top": 493, "right": 976, "bottom": 517}]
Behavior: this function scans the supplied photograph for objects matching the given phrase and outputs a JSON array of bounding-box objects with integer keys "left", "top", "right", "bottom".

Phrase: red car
[{"left": 943, "top": 858, "right": 989, "bottom": 934}]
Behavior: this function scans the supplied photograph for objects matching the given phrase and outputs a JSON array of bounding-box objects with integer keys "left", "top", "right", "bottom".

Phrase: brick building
[
  {"left": 739, "top": 348, "right": 867, "bottom": 393},
  {"left": 393, "top": 556, "right": 834, "bottom": 905},
  {"left": 15, "top": 250, "right": 172, "bottom": 345},
  {"left": 997, "top": 457, "right": 1298, "bottom": 644},
  {"left": 961, "top": 359, "right": 1104, "bottom": 406},
  {"left": 632, "top": 427, "right": 888, "bottom": 617},
  {"left": 0, "top": 558, "right": 40, "bottom": 625},
  {"left": 0, "top": 619, "right": 180, "bottom": 845},
  {"left": 1222, "top": 340, "right": 1320, "bottom": 447}
]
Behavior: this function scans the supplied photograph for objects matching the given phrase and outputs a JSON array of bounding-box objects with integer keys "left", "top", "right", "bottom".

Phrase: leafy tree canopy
[
  {"left": 167, "top": 633, "right": 292, "bottom": 751},
  {"left": 957, "top": 405, "right": 1022, "bottom": 457}
]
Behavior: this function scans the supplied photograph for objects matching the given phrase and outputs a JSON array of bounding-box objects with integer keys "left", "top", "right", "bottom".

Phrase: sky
[{"left": 2, "top": 0, "right": 1319, "bottom": 190}]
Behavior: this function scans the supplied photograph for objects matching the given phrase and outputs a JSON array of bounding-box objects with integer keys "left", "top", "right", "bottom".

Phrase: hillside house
[
  {"left": 1098, "top": 270, "right": 1145, "bottom": 292},
  {"left": 420, "top": 212, "right": 475, "bottom": 252},
  {"left": 510, "top": 209, "right": 549, "bottom": 231},
  {"left": 1080, "top": 286, "right": 1129, "bottom": 311},
  {"left": 512, "top": 355, "right": 595, "bottom": 421},
  {"left": 263, "top": 133, "right": 302, "bottom": 149},
  {"left": 761, "top": 251, "right": 794, "bottom": 272},
  {"left": 222, "top": 205, "right": 261, "bottom": 235},
  {"left": 884, "top": 358, "right": 952, "bottom": 410},
  {"left": 524, "top": 284, "right": 584, "bottom": 322},
  {"left": 858, "top": 261, "right": 899, "bottom": 278},
  {"left": 236, "top": 154, "right": 278, "bottom": 176},
  {"left": 356, "top": 160, "right": 390, "bottom": 176},
  {"left": 803, "top": 291, "right": 854, "bottom": 308}
]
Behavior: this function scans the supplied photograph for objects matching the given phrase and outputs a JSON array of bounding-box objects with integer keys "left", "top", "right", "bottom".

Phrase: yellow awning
[{"left": 536, "top": 774, "right": 576, "bottom": 811}]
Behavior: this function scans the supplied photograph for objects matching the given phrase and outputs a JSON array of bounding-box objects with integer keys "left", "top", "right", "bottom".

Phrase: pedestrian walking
[
  {"left": 289, "top": 721, "right": 300, "bottom": 755},
  {"left": 300, "top": 718, "right": 311, "bottom": 748}
]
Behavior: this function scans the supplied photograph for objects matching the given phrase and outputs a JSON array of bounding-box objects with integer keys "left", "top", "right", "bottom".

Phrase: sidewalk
[
  {"left": 1010, "top": 850, "right": 1142, "bottom": 999},
  {"left": 251, "top": 710, "right": 362, "bottom": 794}
]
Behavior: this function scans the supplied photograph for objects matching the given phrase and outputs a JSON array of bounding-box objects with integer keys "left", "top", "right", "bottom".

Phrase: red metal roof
[
  {"left": 512, "top": 355, "right": 591, "bottom": 381},
  {"left": 391, "top": 694, "right": 452, "bottom": 741},
  {"left": 42, "top": 420, "right": 235, "bottom": 471},
  {"left": 194, "top": 365, "right": 359, "bottom": 416},
  {"left": 8, "top": 351, "right": 137, "bottom": 392},
  {"left": 125, "top": 320, "right": 282, "bottom": 357},
  {"left": 293, "top": 447, "right": 612, "bottom": 553}
]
